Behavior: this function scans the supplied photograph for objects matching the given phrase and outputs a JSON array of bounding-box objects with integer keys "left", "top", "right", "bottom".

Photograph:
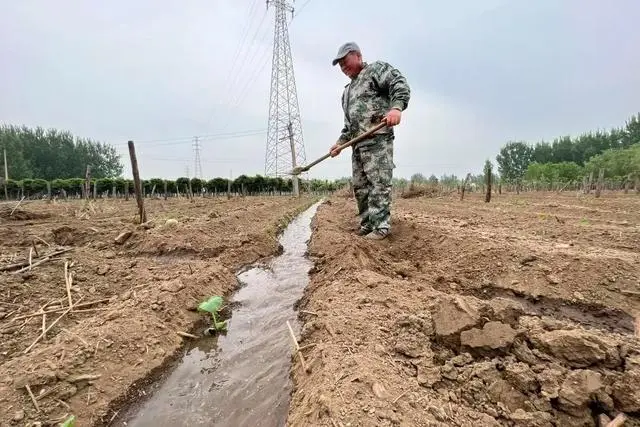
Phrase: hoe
[{"left": 289, "top": 120, "right": 387, "bottom": 176}]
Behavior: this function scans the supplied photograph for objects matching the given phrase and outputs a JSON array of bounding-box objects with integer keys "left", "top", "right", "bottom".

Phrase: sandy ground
[
  {"left": 288, "top": 191, "right": 640, "bottom": 427},
  {"left": 0, "top": 195, "right": 315, "bottom": 426}
]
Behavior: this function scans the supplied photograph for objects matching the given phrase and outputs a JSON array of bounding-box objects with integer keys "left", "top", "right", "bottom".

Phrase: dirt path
[
  {"left": 0, "top": 196, "right": 315, "bottom": 426},
  {"left": 288, "top": 192, "right": 640, "bottom": 426}
]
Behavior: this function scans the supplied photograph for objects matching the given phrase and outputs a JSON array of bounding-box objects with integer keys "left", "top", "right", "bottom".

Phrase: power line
[
  {"left": 111, "top": 129, "right": 267, "bottom": 147},
  {"left": 291, "top": 0, "right": 312, "bottom": 20}
]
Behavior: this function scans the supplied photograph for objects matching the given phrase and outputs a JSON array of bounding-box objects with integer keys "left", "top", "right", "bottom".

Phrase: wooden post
[
  {"left": 460, "top": 173, "right": 471, "bottom": 201},
  {"left": 127, "top": 141, "right": 147, "bottom": 223},
  {"left": 124, "top": 181, "right": 129, "bottom": 201},
  {"left": 46, "top": 181, "right": 51, "bottom": 202},
  {"left": 164, "top": 180, "right": 168, "bottom": 200},
  {"left": 485, "top": 165, "right": 492, "bottom": 203},
  {"left": 2, "top": 148, "right": 8, "bottom": 201},
  {"left": 84, "top": 165, "right": 91, "bottom": 199},
  {"left": 595, "top": 168, "right": 604, "bottom": 198}
]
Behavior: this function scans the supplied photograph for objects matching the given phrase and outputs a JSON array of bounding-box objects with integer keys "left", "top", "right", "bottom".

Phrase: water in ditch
[{"left": 117, "top": 202, "right": 321, "bottom": 426}]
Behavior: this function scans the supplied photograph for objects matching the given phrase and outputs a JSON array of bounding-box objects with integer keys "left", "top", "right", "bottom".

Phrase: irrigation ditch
[{"left": 108, "top": 200, "right": 323, "bottom": 426}]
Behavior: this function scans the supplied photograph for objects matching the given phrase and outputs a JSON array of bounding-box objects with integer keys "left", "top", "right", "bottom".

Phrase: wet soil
[
  {"left": 0, "top": 196, "right": 315, "bottom": 426},
  {"left": 114, "top": 202, "right": 321, "bottom": 426},
  {"left": 288, "top": 191, "right": 640, "bottom": 426}
]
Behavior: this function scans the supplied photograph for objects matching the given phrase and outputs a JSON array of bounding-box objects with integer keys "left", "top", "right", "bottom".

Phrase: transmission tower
[
  {"left": 193, "top": 136, "right": 203, "bottom": 179},
  {"left": 264, "top": 0, "right": 306, "bottom": 178}
]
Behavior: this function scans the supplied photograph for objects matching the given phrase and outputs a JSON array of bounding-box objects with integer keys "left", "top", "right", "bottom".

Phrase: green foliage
[
  {"left": 0, "top": 124, "right": 122, "bottom": 180},
  {"left": 583, "top": 143, "right": 640, "bottom": 179},
  {"left": 60, "top": 415, "right": 76, "bottom": 427},
  {"left": 496, "top": 141, "right": 534, "bottom": 184},
  {"left": 410, "top": 173, "right": 426, "bottom": 183},
  {"left": 495, "top": 113, "right": 640, "bottom": 183},
  {"left": 198, "top": 296, "right": 228, "bottom": 332},
  {"left": 525, "top": 162, "right": 584, "bottom": 183}
]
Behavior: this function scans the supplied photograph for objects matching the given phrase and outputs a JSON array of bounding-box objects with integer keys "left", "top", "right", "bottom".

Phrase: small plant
[
  {"left": 60, "top": 415, "right": 76, "bottom": 427},
  {"left": 198, "top": 296, "right": 228, "bottom": 332}
]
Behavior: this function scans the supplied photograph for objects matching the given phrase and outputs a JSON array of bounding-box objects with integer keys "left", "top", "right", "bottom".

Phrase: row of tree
[
  {"left": 495, "top": 113, "right": 640, "bottom": 187},
  {"left": 0, "top": 125, "right": 122, "bottom": 180},
  {"left": 0, "top": 175, "right": 346, "bottom": 200}
]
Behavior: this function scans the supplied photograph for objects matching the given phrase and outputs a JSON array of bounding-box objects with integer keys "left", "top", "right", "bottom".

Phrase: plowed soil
[
  {"left": 288, "top": 191, "right": 640, "bottom": 427},
  {"left": 0, "top": 195, "right": 315, "bottom": 426}
]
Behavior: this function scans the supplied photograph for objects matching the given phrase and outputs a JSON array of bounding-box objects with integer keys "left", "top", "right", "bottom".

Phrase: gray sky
[{"left": 1, "top": 0, "right": 639, "bottom": 181}]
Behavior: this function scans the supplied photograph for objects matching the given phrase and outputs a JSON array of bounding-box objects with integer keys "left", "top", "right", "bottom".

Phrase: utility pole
[
  {"left": 3, "top": 148, "right": 8, "bottom": 200},
  {"left": 264, "top": 0, "right": 307, "bottom": 178},
  {"left": 193, "top": 136, "right": 202, "bottom": 179},
  {"left": 286, "top": 121, "right": 299, "bottom": 197}
]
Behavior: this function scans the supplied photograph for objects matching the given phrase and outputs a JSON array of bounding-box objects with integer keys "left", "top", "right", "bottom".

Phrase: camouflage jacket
[{"left": 338, "top": 60, "right": 411, "bottom": 147}]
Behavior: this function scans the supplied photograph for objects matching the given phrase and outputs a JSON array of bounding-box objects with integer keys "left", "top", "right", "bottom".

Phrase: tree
[
  {"left": 0, "top": 124, "right": 122, "bottom": 180},
  {"left": 496, "top": 141, "right": 533, "bottom": 190},
  {"left": 410, "top": 173, "right": 426, "bottom": 184}
]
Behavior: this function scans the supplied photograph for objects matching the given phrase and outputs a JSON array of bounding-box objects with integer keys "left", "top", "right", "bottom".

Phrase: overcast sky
[{"left": 1, "top": 0, "right": 639, "bottom": 181}]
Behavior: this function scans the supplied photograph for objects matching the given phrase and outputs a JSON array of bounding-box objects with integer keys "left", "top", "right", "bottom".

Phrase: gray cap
[{"left": 331, "top": 42, "right": 360, "bottom": 66}]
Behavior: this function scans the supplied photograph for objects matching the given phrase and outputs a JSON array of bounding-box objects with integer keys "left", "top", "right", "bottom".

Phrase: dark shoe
[
  {"left": 356, "top": 227, "right": 372, "bottom": 236},
  {"left": 365, "top": 229, "right": 389, "bottom": 240}
]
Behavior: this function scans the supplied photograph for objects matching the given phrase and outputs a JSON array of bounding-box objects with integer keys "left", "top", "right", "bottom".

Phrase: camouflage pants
[{"left": 351, "top": 135, "right": 395, "bottom": 232}]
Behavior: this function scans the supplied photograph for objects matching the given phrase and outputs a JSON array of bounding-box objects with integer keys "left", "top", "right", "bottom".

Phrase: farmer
[{"left": 329, "top": 42, "right": 411, "bottom": 240}]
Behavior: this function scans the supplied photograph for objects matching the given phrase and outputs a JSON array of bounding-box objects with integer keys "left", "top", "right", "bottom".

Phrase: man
[{"left": 329, "top": 42, "right": 411, "bottom": 240}]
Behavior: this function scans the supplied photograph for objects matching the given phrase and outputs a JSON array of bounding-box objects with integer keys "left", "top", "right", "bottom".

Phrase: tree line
[
  {"left": 495, "top": 113, "right": 640, "bottom": 188},
  {"left": 0, "top": 174, "right": 344, "bottom": 200},
  {"left": 0, "top": 124, "right": 122, "bottom": 180}
]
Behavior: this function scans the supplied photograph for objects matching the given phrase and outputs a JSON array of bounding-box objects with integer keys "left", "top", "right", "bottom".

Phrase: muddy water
[{"left": 119, "top": 202, "right": 320, "bottom": 426}]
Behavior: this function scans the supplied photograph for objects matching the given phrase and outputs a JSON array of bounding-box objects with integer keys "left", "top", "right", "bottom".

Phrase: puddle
[{"left": 114, "top": 202, "right": 321, "bottom": 426}]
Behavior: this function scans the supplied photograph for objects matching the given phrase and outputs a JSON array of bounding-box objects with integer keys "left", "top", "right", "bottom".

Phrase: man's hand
[
  {"left": 384, "top": 108, "right": 402, "bottom": 126},
  {"left": 329, "top": 142, "right": 342, "bottom": 157}
]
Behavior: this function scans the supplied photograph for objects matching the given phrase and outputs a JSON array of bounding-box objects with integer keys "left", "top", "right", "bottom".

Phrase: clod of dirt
[
  {"left": 371, "top": 382, "right": 389, "bottom": 399},
  {"left": 460, "top": 322, "right": 518, "bottom": 355},
  {"left": 52, "top": 225, "right": 80, "bottom": 245},
  {"left": 611, "top": 368, "right": 640, "bottom": 412},
  {"left": 530, "top": 329, "right": 621, "bottom": 368},
  {"left": 556, "top": 370, "right": 604, "bottom": 416},
  {"left": 486, "top": 379, "right": 528, "bottom": 412},
  {"left": 165, "top": 218, "right": 179, "bottom": 227},
  {"left": 392, "top": 313, "right": 434, "bottom": 358},
  {"left": 432, "top": 296, "right": 480, "bottom": 345},
  {"left": 511, "top": 409, "right": 555, "bottom": 427},
  {"left": 520, "top": 255, "right": 538, "bottom": 265},
  {"left": 114, "top": 231, "right": 133, "bottom": 245},
  {"left": 12, "top": 410, "right": 24, "bottom": 422},
  {"left": 503, "top": 362, "right": 539, "bottom": 394},
  {"left": 159, "top": 279, "right": 185, "bottom": 293},
  {"left": 535, "top": 363, "right": 567, "bottom": 399},
  {"left": 0, "top": 207, "right": 50, "bottom": 220}
]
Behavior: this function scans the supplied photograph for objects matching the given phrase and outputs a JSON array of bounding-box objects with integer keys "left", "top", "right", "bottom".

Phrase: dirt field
[
  {"left": 0, "top": 195, "right": 315, "bottom": 426},
  {"left": 288, "top": 191, "right": 640, "bottom": 426}
]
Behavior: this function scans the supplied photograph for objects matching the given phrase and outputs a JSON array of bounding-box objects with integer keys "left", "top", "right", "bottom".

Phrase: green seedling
[
  {"left": 60, "top": 415, "right": 76, "bottom": 427},
  {"left": 198, "top": 296, "right": 228, "bottom": 332}
]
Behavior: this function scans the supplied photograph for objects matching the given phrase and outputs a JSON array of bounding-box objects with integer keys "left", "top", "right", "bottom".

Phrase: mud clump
[
  {"left": 0, "top": 206, "right": 51, "bottom": 220},
  {"left": 420, "top": 294, "right": 640, "bottom": 424},
  {"left": 460, "top": 321, "right": 518, "bottom": 356},
  {"left": 432, "top": 296, "right": 481, "bottom": 346},
  {"left": 530, "top": 329, "right": 621, "bottom": 369}
]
